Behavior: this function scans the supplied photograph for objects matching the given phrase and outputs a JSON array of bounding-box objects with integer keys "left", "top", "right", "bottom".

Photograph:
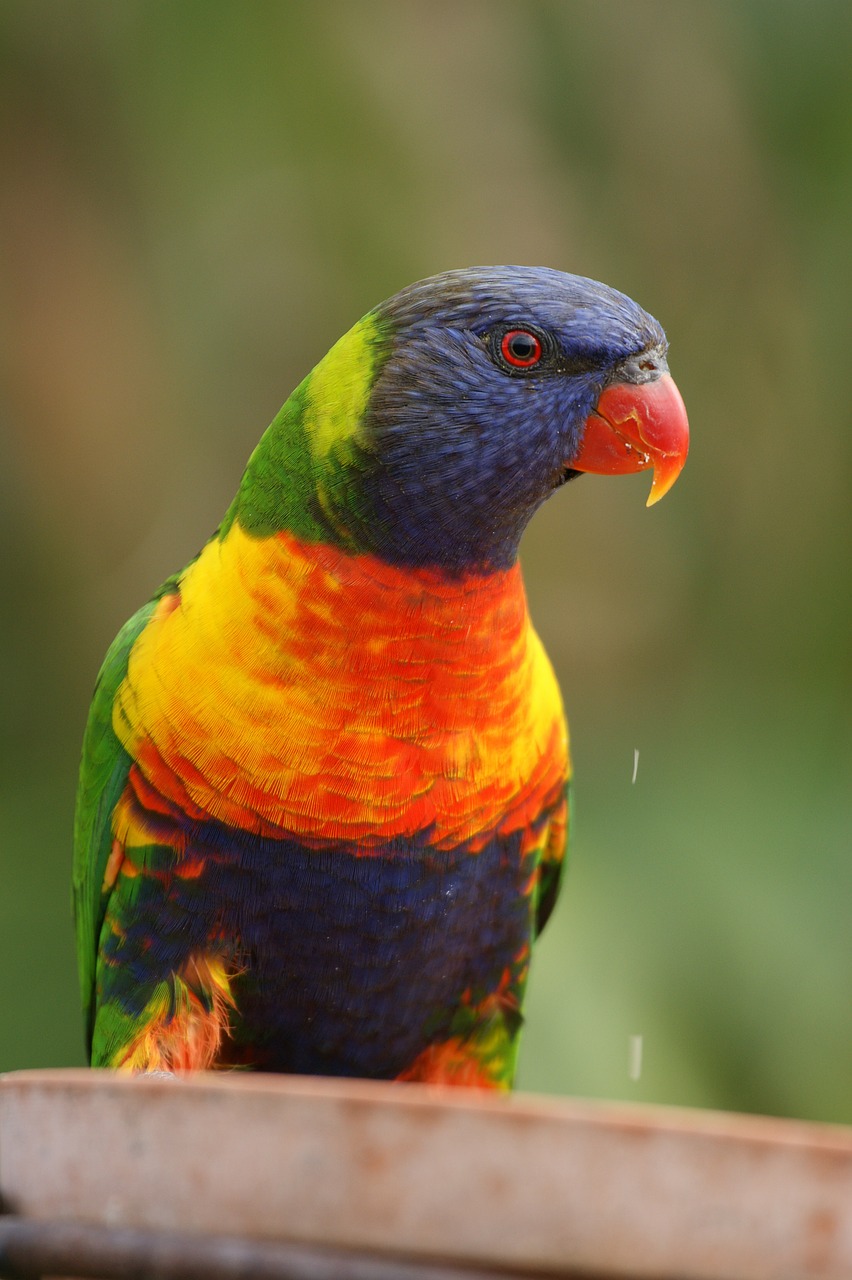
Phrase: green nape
[{"left": 219, "top": 311, "right": 392, "bottom": 544}]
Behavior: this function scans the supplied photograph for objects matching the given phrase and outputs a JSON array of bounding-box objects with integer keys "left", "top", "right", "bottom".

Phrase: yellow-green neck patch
[
  {"left": 220, "top": 312, "right": 390, "bottom": 544},
  {"left": 306, "top": 315, "right": 380, "bottom": 462}
]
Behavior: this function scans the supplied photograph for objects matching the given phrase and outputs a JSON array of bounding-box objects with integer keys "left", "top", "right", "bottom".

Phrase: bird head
[{"left": 230, "top": 266, "right": 689, "bottom": 572}]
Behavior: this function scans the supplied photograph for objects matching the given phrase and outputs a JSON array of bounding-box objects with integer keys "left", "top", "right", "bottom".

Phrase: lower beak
[{"left": 570, "top": 373, "right": 690, "bottom": 506}]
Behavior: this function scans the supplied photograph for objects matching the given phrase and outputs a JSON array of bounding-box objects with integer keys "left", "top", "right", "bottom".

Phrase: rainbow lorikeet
[{"left": 73, "top": 267, "right": 688, "bottom": 1087}]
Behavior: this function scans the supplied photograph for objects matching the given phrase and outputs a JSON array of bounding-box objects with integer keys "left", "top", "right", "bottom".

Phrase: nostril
[{"left": 638, "top": 358, "right": 658, "bottom": 372}]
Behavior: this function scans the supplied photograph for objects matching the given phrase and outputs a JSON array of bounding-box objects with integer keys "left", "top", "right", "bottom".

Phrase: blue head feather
[{"left": 344, "top": 266, "right": 666, "bottom": 571}]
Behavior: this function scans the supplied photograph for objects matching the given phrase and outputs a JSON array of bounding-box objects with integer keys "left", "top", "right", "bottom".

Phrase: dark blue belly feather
[{"left": 105, "top": 809, "right": 542, "bottom": 1078}]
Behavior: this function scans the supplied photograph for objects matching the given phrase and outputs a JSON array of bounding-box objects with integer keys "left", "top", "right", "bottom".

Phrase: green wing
[
  {"left": 534, "top": 781, "right": 571, "bottom": 937},
  {"left": 72, "top": 594, "right": 166, "bottom": 1054}
]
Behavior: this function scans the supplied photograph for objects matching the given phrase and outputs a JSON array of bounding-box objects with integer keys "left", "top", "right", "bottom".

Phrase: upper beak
[{"left": 570, "top": 372, "right": 690, "bottom": 506}]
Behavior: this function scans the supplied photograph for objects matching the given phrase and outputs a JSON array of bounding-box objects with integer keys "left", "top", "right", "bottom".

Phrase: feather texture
[{"left": 74, "top": 266, "right": 685, "bottom": 1086}]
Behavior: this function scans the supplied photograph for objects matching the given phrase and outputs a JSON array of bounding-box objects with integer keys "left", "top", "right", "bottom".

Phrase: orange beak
[{"left": 570, "top": 373, "right": 690, "bottom": 506}]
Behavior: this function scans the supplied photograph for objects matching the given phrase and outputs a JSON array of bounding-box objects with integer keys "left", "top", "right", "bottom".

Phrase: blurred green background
[{"left": 1, "top": 1, "right": 850, "bottom": 1123}]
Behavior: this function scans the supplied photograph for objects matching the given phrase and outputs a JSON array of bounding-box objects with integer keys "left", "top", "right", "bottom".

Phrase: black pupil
[{"left": 508, "top": 332, "right": 537, "bottom": 362}]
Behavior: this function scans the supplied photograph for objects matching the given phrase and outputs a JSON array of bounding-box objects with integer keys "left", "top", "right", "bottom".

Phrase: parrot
[{"left": 73, "top": 266, "right": 688, "bottom": 1088}]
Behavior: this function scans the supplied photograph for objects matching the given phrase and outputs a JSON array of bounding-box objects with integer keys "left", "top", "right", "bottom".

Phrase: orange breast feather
[{"left": 115, "top": 525, "right": 569, "bottom": 851}]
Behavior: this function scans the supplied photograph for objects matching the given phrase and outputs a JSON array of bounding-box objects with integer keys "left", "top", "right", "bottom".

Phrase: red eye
[{"left": 500, "top": 329, "right": 543, "bottom": 368}]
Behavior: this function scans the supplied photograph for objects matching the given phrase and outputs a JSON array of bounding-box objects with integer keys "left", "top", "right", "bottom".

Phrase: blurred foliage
[{"left": 0, "top": 0, "right": 849, "bottom": 1123}]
